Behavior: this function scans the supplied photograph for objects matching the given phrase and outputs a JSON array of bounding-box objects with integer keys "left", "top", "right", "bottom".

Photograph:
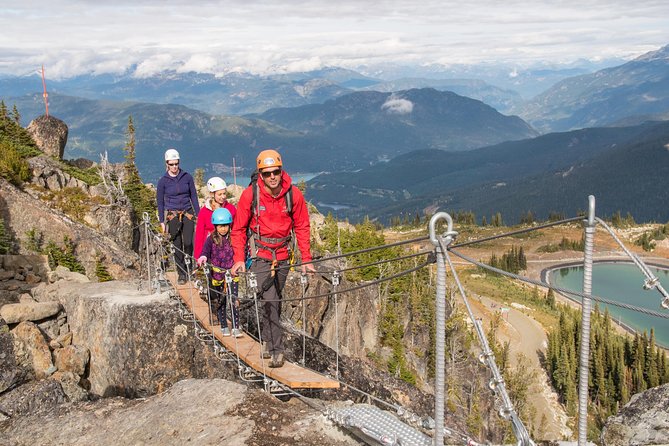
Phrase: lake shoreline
[{"left": 541, "top": 259, "right": 669, "bottom": 349}]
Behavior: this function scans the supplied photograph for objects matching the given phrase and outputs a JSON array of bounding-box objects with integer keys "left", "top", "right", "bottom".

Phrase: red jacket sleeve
[
  {"left": 231, "top": 186, "right": 253, "bottom": 263},
  {"left": 193, "top": 207, "right": 212, "bottom": 258},
  {"left": 290, "top": 187, "right": 312, "bottom": 263}
]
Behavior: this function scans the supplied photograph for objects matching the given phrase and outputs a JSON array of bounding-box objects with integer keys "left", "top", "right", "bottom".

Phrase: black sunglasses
[
  {"left": 261, "top": 168, "right": 282, "bottom": 178},
  {"left": 167, "top": 162, "right": 179, "bottom": 167}
]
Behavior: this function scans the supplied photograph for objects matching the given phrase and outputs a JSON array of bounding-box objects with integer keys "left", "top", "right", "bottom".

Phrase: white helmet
[
  {"left": 164, "top": 148, "right": 180, "bottom": 161},
  {"left": 207, "top": 176, "right": 227, "bottom": 192}
]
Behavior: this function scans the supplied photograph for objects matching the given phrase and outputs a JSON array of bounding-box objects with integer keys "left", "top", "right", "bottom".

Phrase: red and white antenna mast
[{"left": 41, "top": 65, "right": 49, "bottom": 117}]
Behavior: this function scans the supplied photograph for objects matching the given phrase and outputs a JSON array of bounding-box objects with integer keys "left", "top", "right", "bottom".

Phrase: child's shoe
[
  {"left": 221, "top": 327, "right": 231, "bottom": 337},
  {"left": 232, "top": 328, "right": 243, "bottom": 338}
]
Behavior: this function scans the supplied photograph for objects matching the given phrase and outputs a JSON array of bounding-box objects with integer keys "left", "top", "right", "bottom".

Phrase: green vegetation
[
  {"left": 95, "top": 251, "right": 114, "bottom": 282},
  {"left": 546, "top": 305, "right": 669, "bottom": 439},
  {"left": 41, "top": 187, "right": 106, "bottom": 223},
  {"left": 0, "top": 101, "right": 39, "bottom": 186},
  {"left": 317, "top": 214, "right": 435, "bottom": 385},
  {"left": 610, "top": 210, "right": 636, "bottom": 228},
  {"left": 25, "top": 228, "right": 43, "bottom": 253},
  {"left": 44, "top": 236, "right": 86, "bottom": 274},
  {"left": 487, "top": 245, "right": 526, "bottom": 274},
  {"left": 635, "top": 223, "right": 669, "bottom": 252},
  {"left": 60, "top": 161, "right": 101, "bottom": 185},
  {"left": 122, "top": 116, "right": 157, "bottom": 221},
  {"left": 0, "top": 217, "right": 11, "bottom": 254},
  {"left": 536, "top": 235, "right": 585, "bottom": 253}
]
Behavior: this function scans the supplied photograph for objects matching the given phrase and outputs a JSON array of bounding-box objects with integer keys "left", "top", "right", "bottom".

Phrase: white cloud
[
  {"left": 1, "top": 1, "right": 669, "bottom": 76},
  {"left": 134, "top": 54, "right": 176, "bottom": 78},
  {"left": 382, "top": 96, "right": 413, "bottom": 115}
]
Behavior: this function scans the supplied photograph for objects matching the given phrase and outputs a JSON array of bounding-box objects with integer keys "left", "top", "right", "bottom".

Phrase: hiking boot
[
  {"left": 269, "top": 352, "right": 284, "bottom": 368},
  {"left": 261, "top": 342, "right": 271, "bottom": 359},
  {"left": 231, "top": 328, "right": 243, "bottom": 338},
  {"left": 221, "top": 327, "right": 231, "bottom": 337}
]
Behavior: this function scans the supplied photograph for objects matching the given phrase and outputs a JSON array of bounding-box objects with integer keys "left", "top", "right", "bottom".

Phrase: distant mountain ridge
[
  {"left": 515, "top": 44, "right": 669, "bottom": 132},
  {"left": 254, "top": 88, "right": 538, "bottom": 154},
  {"left": 307, "top": 121, "right": 669, "bottom": 223},
  {"left": 6, "top": 88, "right": 536, "bottom": 180},
  {"left": 0, "top": 69, "right": 356, "bottom": 116}
]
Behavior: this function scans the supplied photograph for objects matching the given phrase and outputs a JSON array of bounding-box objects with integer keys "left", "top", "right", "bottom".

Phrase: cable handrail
[{"left": 143, "top": 205, "right": 669, "bottom": 446}]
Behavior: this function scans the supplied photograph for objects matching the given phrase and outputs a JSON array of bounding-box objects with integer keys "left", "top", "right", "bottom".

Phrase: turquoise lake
[{"left": 549, "top": 263, "right": 669, "bottom": 347}]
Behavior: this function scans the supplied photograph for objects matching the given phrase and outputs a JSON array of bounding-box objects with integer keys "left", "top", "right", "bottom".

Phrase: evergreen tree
[
  {"left": 122, "top": 115, "right": 156, "bottom": 220},
  {"left": 11, "top": 104, "right": 20, "bottom": 124},
  {"left": 95, "top": 251, "right": 114, "bottom": 282},
  {"left": 546, "top": 289, "right": 556, "bottom": 308}
]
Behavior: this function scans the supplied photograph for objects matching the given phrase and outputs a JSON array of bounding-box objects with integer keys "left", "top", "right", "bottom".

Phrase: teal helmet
[{"left": 211, "top": 208, "right": 233, "bottom": 225}]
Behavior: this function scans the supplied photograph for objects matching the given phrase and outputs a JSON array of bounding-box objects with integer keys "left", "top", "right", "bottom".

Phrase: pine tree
[
  {"left": 546, "top": 289, "right": 556, "bottom": 308},
  {"left": 95, "top": 251, "right": 114, "bottom": 282},
  {"left": 121, "top": 115, "right": 156, "bottom": 221},
  {"left": 11, "top": 105, "right": 20, "bottom": 124}
]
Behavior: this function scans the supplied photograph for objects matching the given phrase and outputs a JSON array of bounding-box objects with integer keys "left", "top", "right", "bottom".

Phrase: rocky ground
[{"left": 0, "top": 379, "right": 360, "bottom": 446}]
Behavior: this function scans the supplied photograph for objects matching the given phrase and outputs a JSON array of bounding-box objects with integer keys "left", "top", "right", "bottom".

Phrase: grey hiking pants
[{"left": 250, "top": 258, "right": 289, "bottom": 355}]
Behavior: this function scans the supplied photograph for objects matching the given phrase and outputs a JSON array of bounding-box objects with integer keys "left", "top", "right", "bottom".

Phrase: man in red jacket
[{"left": 231, "top": 149, "right": 315, "bottom": 368}]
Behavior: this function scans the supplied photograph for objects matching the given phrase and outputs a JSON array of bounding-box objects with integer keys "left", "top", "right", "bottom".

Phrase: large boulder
[
  {"left": 0, "top": 301, "right": 61, "bottom": 324},
  {"left": 40, "top": 280, "right": 231, "bottom": 398},
  {"left": 602, "top": 383, "right": 669, "bottom": 445},
  {"left": 10, "top": 321, "right": 55, "bottom": 380},
  {"left": 25, "top": 115, "right": 68, "bottom": 160}
]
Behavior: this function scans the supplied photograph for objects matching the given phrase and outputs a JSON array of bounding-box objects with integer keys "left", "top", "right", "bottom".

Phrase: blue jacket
[{"left": 156, "top": 169, "right": 200, "bottom": 222}]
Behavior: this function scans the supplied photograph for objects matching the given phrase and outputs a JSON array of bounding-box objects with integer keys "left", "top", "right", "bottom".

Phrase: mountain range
[
  {"left": 308, "top": 120, "right": 669, "bottom": 223},
  {"left": 5, "top": 88, "right": 536, "bottom": 181},
  {"left": 2, "top": 44, "right": 669, "bottom": 222},
  {"left": 515, "top": 44, "right": 669, "bottom": 132}
]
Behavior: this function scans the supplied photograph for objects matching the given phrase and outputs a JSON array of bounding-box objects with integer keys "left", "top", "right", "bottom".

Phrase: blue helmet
[{"left": 211, "top": 208, "right": 233, "bottom": 225}]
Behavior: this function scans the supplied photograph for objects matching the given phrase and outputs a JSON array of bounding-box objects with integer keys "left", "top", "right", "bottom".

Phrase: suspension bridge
[{"left": 136, "top": 195, "right": 669, "bottom": 446}]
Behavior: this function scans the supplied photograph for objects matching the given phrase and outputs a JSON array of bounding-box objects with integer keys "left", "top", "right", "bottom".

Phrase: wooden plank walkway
[{"left": 166, "top": 272, "right": 339, "bottom": 390}]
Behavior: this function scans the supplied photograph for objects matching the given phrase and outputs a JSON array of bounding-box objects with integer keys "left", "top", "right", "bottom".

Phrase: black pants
[
  {"left": 210, "top": 280, "right": 239, "bottom": 329},
  {"left": 250, "top": 258, "right": 289, "bottom": 355},
  {"left": 167, "top": 212, "right": 195, "bottom": 279}
]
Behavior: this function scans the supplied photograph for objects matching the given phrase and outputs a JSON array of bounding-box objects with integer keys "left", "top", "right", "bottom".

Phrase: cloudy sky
[{"left": 1, "top": 0, "right": 669, "bottom": 78}]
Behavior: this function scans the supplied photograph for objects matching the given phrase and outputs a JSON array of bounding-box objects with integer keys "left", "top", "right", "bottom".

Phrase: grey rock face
[
  {"left": 1, "top": 178, "right": 140, "bottom": 280},
  {"left": 51, "top": 280, "right": 231, "bottom": 398},
  {"left": 0, "top": 319, "right": 27, "bottom": 394},
  {"left": 602, "top": 383, "right": 669, "bottom": 445},
  {"left": 0, "top": 379, "right": 66, "bottom": 418},
  {"left": 25, "top": 115, "right": 68, "bottom": 159},
  {"left": 0, "top": 379, "right": 360, "bottom": 446}
]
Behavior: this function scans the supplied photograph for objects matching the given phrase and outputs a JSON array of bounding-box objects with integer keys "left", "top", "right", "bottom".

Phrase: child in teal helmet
[{"left": 197, "top": 208, "right": 241, "bottom": 337}]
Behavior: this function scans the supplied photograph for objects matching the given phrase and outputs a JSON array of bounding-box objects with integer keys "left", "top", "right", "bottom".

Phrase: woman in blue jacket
[{"left": 157, "top": 148, "right": 200, "bottom": 284}]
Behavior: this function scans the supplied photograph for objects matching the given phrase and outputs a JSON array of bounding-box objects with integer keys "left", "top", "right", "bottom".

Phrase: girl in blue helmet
[{"left": 196, "top": 208, "right": 241, "bottom": 337}]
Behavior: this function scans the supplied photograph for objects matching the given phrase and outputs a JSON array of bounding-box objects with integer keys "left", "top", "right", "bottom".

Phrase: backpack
[{"left": 245, "top": 171, "right": 296, "bottom": 265}]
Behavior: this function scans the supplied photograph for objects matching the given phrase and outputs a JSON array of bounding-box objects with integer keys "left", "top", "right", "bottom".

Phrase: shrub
[{"left": 45, "top": 236, "right": 86, "bottom": 274}]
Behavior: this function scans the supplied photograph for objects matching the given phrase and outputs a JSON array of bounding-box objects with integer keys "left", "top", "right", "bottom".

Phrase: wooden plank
[{"left": 166, "top": 272, "right": 339, "bottom": 389}]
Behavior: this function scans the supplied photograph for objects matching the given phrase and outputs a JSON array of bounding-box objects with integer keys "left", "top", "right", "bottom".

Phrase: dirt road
[{"left": 468, "top": 294, "right": 572, "bottom": 441}]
